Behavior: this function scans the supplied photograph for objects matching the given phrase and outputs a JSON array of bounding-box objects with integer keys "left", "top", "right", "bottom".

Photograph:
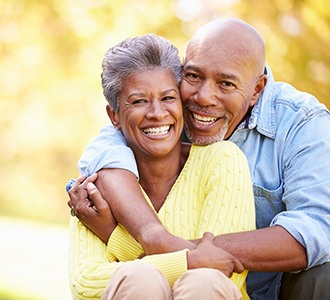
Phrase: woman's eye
[
  {"left": 132, "top": 99, "right": 147, "bottom": 105},
  {"left": 162, "top": 96, "right": 175, "bottom": 101}
]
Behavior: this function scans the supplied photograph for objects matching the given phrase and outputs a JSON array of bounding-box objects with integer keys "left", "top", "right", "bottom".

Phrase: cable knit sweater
[{"left": 69, "top": 141, "right": 256, "bottom": 300}]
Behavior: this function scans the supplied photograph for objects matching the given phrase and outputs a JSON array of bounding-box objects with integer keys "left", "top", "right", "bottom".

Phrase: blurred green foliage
[{"left": 1, "top": 0, "right": 329, "bottom": 225}]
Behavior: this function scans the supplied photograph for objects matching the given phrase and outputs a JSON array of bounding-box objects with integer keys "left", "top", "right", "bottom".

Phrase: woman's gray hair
[{"left": 101, "top": 33, "right": 182, "bottom": 112}]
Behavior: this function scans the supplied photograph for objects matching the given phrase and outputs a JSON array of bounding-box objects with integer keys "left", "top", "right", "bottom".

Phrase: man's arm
[
  {"left": 213, "top": 226, "right": 307, "bottom": 272},
  {"left": 78, "top": 124, "right": 139, "bottom": 177}
]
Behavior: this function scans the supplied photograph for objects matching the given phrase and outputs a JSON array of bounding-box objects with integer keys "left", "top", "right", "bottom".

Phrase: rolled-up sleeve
[
  {"left": 270, "top": 110, "right": 330, "bottom": 269},
  {"left": 78, "top": 125, "right": 139, "bottom": 178}
]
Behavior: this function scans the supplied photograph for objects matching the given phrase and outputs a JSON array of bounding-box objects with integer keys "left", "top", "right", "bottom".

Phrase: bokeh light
[{"left": 0, "top": 0, "right": 329, "bottom": 298}]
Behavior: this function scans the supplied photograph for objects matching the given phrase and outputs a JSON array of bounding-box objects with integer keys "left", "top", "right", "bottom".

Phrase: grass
[{"left": 0, "top": 216, "right": 72, "bottom": 300}]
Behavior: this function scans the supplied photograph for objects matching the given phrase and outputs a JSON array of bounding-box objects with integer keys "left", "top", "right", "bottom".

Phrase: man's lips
[{"left": 192, "top": 112, "right": 219, "bottom": 125}]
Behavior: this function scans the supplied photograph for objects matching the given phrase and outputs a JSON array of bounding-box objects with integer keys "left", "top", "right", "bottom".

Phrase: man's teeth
[
  {"left": 143, "top": 125, "right": 170, "bottom": 136},
  {"left": 193, "top": 113, "right": 217, "bottom": 124}
]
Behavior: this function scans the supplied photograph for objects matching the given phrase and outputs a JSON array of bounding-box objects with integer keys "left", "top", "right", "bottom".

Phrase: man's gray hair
[{"left": 101, "top": 33, "right": 182, "bottom": 112}]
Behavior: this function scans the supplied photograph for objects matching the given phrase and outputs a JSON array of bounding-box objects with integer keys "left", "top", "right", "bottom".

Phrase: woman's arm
[
  {"left": 69, "top": 215, "right": 210, "bottom": 299},
  {"left": 79, "top": 168, "right": 196, "bottom": 253}
]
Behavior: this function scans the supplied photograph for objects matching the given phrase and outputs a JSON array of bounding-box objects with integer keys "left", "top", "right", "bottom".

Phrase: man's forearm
[
  {"left": 95, "top": 170, "right": 307, "bottom": 272},
  {"left": 213, "top": 225, "right": 307, "bottom": 272}
]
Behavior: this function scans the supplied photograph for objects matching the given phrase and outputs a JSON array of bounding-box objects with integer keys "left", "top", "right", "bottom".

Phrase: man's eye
[
  {"left": 184, "top": 73, "right": 201, "bottom": 82},
  {"left": 219, "top": 81, "right": 236, "bottom": 90}
]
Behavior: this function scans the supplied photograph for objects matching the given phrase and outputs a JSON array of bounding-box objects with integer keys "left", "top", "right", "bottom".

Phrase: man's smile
[{"left": 192, "top": 113, "right": 218, "bottom": 125}]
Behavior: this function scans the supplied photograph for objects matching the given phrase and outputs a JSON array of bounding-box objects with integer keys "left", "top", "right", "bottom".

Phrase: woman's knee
[
  {"left": 173, "top": 268, "right": 242, "bottom": 300},
  {"left": 102, "top": 261, "right": 171, "bottom": 300}
]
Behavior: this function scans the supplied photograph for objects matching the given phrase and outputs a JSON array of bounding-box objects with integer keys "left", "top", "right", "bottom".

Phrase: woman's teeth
[{"left": 143, "top": 125, "right": 170, "bottom": 136}]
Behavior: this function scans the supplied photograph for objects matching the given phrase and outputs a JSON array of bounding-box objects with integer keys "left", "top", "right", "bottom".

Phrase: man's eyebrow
[
  {"left": 184, "top": 64, "right": 241, "bottom": 84},
  {"left": 183, "top": 64, "right": 200, "bottom": 72},
  {"left": 217, "top": 72, "right": 240, "bottom": 82}
]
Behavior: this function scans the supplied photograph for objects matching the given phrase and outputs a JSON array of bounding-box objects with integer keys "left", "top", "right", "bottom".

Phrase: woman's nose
[{"left": 146, "top": 100, "right": 169, "bottom": 119}]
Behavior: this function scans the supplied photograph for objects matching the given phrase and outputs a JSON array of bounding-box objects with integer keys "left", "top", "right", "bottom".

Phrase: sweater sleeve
[
  {"left": 106, "top": 187, "right": 157, "bottom": 262},
  {"left": 69, "top": 217, "right": 188, "bottom": 300}
]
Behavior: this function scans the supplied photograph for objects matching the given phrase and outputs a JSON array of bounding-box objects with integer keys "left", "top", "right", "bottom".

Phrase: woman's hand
[
  {"left": 67, "top": 173, "right": 117, "bottom": 243},
  {"left": 187, "top": 232, "right": 244, "bottom": 277}
]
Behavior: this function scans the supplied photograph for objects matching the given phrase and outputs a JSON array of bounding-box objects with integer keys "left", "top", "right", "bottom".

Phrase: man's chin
[
  {"left": 183, "top": 109, "right": 229, "bottom": 145},
  {"left": 184, "top": 128, "right": 226, "bottom": 146}
]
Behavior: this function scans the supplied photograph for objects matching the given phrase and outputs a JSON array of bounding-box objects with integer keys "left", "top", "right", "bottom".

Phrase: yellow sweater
[{"left": 69, "top": 141, "right": 255, "bottom": 300}]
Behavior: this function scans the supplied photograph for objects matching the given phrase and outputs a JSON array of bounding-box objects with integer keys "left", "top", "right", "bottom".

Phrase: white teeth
[
  {"left": 143, "top": 125, "right": 170, "bottom": 136},
  {"left": 193, "top": 113, "right": 217, "bottom": 124}
]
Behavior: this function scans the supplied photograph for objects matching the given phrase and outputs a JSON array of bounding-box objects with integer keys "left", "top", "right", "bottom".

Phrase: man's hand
[
  {"left": 67, "top": 174, "right": 117, "bottom": 243},
  {"left": 187, "top": 232, "right": 244, "bottom": 277}
]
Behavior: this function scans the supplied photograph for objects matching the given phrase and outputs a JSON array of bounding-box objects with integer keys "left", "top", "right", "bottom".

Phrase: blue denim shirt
[
  {"left": 230, "top": 68, "right": 330, "bottom": 299},
  {"left": 76, "top": 67, "right": 330, "bottom": 300}
]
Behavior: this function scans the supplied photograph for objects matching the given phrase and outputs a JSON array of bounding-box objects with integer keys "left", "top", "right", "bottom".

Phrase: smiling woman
[{"left": 108, "top": 68, "right": 183, "bottom": 160}]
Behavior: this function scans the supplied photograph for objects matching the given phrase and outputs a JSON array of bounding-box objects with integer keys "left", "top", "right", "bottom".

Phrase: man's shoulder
[
  {"left": 273, "top": 82, "right": 327, "bottom": 115},
  {"left": 254, "top": 80, "right": 328, "bottom": 138}
]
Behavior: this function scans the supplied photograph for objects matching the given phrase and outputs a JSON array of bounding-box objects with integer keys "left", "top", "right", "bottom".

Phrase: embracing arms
[{"left": 71, "top": 120, "right": 330, "bottom": 273}]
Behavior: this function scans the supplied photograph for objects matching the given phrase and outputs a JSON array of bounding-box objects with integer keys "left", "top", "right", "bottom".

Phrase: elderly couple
[{"left": 67, "top": 17, "right": 330, "bottom": 300}]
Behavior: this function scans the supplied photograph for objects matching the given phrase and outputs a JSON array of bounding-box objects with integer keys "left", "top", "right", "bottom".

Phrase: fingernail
[{"left": 87, "top": 182, "right": 96, "bottom": 189}]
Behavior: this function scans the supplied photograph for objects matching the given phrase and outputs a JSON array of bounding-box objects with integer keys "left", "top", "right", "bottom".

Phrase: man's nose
[{"left": 196, "top": 80, "right": 218, "bottom": 106}]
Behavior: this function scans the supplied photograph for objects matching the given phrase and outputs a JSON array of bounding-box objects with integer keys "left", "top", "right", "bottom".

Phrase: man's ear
[
  {"left": 106, "top": 104, "right": 120, "bottom": 129},
  {"left": 250, "top": 75, "right": 267, "bottom": 107}
]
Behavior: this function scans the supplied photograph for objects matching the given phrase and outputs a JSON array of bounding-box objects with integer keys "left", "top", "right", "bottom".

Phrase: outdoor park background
[{"left": 1, "top": 0, "right": 329, "bottom": 299}]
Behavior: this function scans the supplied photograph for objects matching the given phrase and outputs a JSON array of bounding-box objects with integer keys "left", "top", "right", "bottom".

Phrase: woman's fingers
[
  {"left": 67, "top": 174, "right": 96, "bottom": 211},
  {"left": 202, "top": 231, "right": 214, "bottom": 241}
]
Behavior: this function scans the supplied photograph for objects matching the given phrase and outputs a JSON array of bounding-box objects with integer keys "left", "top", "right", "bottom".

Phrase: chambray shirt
[{"left": 77, "top": 67, "right": 330, "bottom": 300}]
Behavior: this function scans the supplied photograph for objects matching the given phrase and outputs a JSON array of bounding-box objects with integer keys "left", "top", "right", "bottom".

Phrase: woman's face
[{"left": 109, "top": 68, "right": 183, "bottom": 159}]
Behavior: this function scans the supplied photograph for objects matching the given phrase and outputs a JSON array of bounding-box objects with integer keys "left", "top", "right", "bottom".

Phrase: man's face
[{"left": 180, "top": 40, "right": 262, "bottom": 145}]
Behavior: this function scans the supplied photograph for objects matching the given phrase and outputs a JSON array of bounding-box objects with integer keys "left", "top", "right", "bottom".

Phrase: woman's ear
[{"left": 106, "top": 104, "right": 121, "bottom": 129}]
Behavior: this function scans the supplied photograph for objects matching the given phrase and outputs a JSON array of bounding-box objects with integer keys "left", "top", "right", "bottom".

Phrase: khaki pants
[{"left": 102, "top": 261, "right": 242, "bottom": 300}]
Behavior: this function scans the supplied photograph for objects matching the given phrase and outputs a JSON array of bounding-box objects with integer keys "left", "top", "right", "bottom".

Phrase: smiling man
[
  {"left": 68, "top": 18, "right": 330, "bottom": 300},
  {"left": 180, "top": 20, "right": 266, "bottom": 145}
]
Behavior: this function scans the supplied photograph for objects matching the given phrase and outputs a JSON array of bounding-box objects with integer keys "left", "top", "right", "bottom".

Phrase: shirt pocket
[{"left": 253, "top": 183, "right": 285, "bottom": 229}]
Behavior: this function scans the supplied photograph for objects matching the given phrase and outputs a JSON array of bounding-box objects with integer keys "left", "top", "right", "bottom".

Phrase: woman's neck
[{"left": 136, "top": 142, "right": 191, "bottom": 212}]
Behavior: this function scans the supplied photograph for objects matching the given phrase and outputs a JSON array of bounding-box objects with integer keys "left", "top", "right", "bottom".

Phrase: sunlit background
[{"left": 1, "top": 0, "right": 329, "bottom": 299}]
